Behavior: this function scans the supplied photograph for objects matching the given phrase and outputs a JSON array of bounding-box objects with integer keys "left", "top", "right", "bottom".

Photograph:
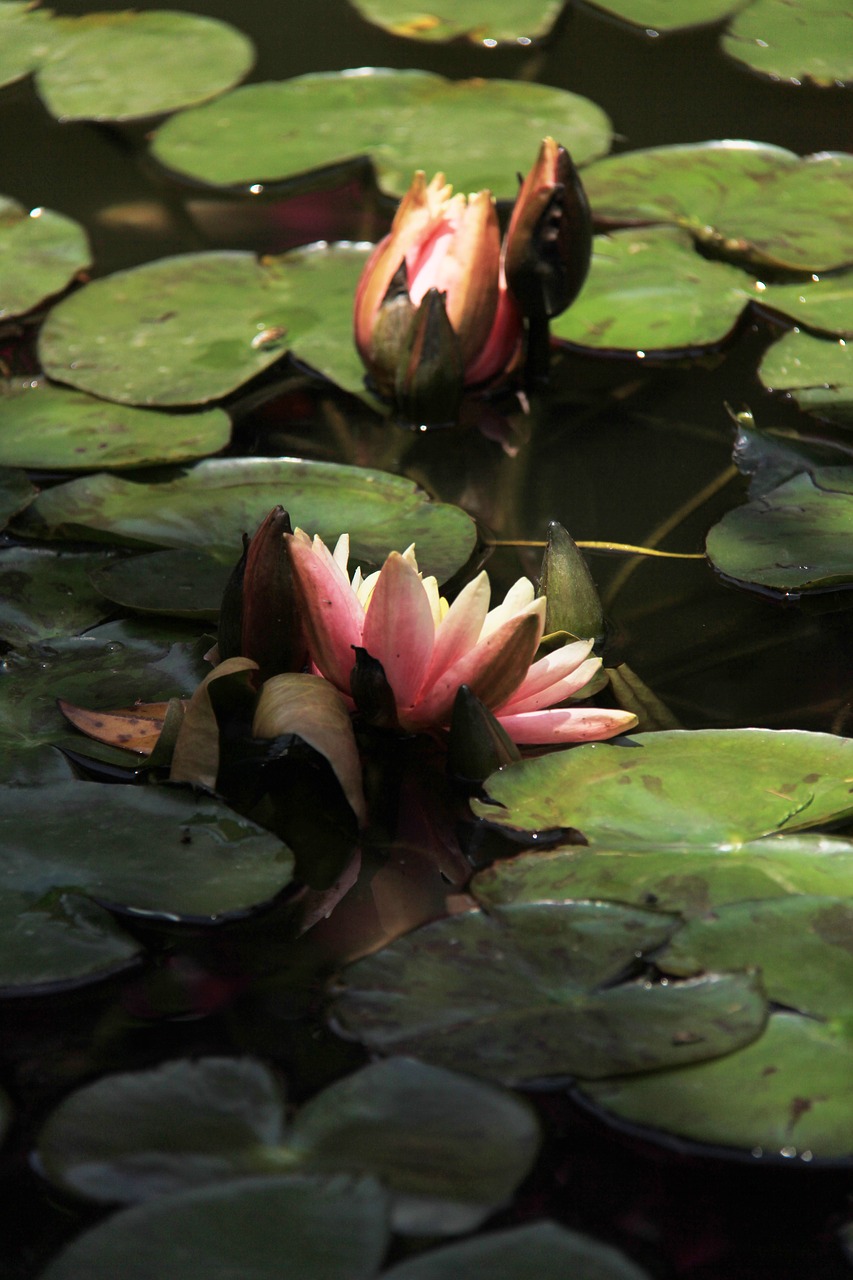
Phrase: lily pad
[
  {"left": 0, "top": 546, "right": 114, "bottom": 647},
  {"left": 89, "top": 550, "right": 229, "bottom": 621},
  {"left": 706, "top": 468, "right": 853, "bottom": 593},
  {"left": 349, "top": 0, "right": 563, "bottom": 43},
  {"left": 0, "top": 198, "right": 90, "bottom": 322},
  {"left": 0, "top": 384, "right": 231, "bottom": 470},
  {"left": 472, "top": 834, "right": 853, "bottom": 919},
  {"left": 582, "top": 1012, "right": 853, "bottom": 1159},
  {"left": 0, "top": 2, "right": 55, "bottom": 90},
  {"left": 40, "top": 1174, "right": 390, "bottom": 1280},
  {"left": 758, "top": 271, "right": 853, "bottom": 338},
  {"left": 150, "top": 70, "right": 612, "bottom": 197},
  {"left": 17, "top": 457, "right": 477, "bottom": 582},
  {"left": 329, "top": 901, "right": 767, "bottom": 1084},
  {"left": 0, "top": 888, "right": 141, "bottom": 995},
  {"left": 0, "top": 781, "right": 294, "bottom": 921},
  {"left": 382, "top": 1222, "right": 652, "bottom": 1280},
  {"left": 0, "top": 467, "right": 37, "bottom": 529},
  {"left": 35, "top": 11, "right": 255, "bottom": 123},
  {"left": 37, "top": 1056, "right": 539, "bottom": 1235},
  {"left": 583, "top": 144, "right": 853, "bottom": 273},
  {"left": 472, "top": 730, "right": 853, "bottom": 847},
  {"left": 723, "top": 0, "right": 853, "bottom": 86},
  {"left": 551, "top": 226, "right": 753, "bottom": 353},
  {"left": 759, "top": 330, "right": 853, "bottom": 425}
]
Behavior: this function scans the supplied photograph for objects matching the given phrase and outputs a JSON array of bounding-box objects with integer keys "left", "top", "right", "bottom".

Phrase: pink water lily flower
[{"left": 286, "top": 531, "right": 638, "bottom": 745}]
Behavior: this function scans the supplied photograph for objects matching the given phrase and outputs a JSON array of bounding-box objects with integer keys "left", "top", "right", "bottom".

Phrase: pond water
[{"left": 2, "top": 1, "right": 853, "bottom": 1277}]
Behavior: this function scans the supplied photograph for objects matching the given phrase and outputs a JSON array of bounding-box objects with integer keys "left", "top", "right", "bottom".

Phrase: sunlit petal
[
  {"left": 362, "top": 552, "right": 435, "bottom": 708},
  {"left": 498, "top": 638, "right": 595, "bottom": 710},
  {"left": 498, "top": 656, "right": 602, "bottom": 714},
  {"left": 480, "top": 577, "right": 537, "bottom": 638},
  {"left": 423, "top": 571, "right": 490, "bottom": 686},
  {"left": 497, "top": 706, "right": 638, "bottom": 744},
  {"left": 285, "top": 534, "right": 364, "bottom": 694}
]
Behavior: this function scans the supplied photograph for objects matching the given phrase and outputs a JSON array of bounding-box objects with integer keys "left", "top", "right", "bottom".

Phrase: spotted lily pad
[
  {"left": 472, "top": 730, "right": 853, "bottom": 847},
  {"left": 0, "top": 198, "right": 90, "bottom": 321},
  {"left": 0, "top": 546, "right": 114, "bottom": 647},
  {"left": 0, "top": 2, "right": 55, "bottom": 89},
  {"left": 759, "top": 330, "right": 853, "bottom": 425},
  {"left": 583, "top": 144, "right": 853, "bottom": 273},
  {"left": 349, "top": 0, "right": 563, "bottom": 43},
  {"left": 551, "top": 226, "right": 753, "bottom": 353},
  {"left": 723, "top": 0, "right": 853, "bottom": 86},
  {"left": 758, "top": 270, "right": 853, "bottom": 338},
  {"left": 37, "top": 1056, "right": 539, "bottom": 1235},
  {"left": 17, "top": 457, "right": 477, "bottom": 582},
  {"left": 150, "top": 70, "right": 612, "bottom": 197},
  {"left": 40, "top": 1175, "right": 390, "bottom": 1280},
  {"left": 329, "top": 901, "right": 767, "bottom": 1084}
]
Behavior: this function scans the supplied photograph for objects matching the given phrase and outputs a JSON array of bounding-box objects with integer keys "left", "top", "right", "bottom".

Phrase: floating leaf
[
  {"left": 0, "top": 198, "right": 90, "bottom": 322},
  {"left": 89, "top": 550, "right": 229, "bottom": 621},
  {"left": 0, "top": 889, "right": 141, "bottom": 994},
  {"left": 759, "top": 330, "right": 853, "bottom": 425},
  {"left": 583, "top": 144, "right": 853, "bottom": 272},
  {"left": 0, "top": 546, "right": 113, "bottom": 646},
  {"left": 472, "top": 730, "right": 853, "bottom": 847},
  {"left": 0, "top": 781, "right": 294, "bottom": 921},
  {"left": 57, "top": 699, "right": 175, "bottom": 756},
  {"left": 150, "top": 70, "right": 612, "bottom": 197},
  {"left": 40, "top": 1175, "right": 390, "bottom": 1280},
  {"left": 35, "top": 11, "right": 254, "bottom": 122},
  {"left": 0, "top": 384, "right": 231, "bottom": 470},
  {"left": 329, "top": 901, "right": 766, "bottom": 1084},
  {"left": 551, "top": 226, "right": 753, "bottom": 353},
  {"left": 582, "top": 1012, "right": 853, "bottom": 1159},
  {"left": 0, "top": 2, "right": 56, "bottom": 89},
  {"left": 349, "top": 0, "right": 563, "bottom": 43},
  {"left": 18, "top": 457, "right": 477, "bottom": 582},
  {"left": 382, "top": 1221, "right": 652, "bottom": 1280},
  {"left": 170, "top": 657, "right": 259, "bottom": 792},
  {"left": 706, "top": 468, "right": 853, "bottom": 593},
  {"left": 723, "top": 0, "right": 853, "bottom": 86},
  {"left": 758, "top": 271, "right": 853, "bottom": 338}
]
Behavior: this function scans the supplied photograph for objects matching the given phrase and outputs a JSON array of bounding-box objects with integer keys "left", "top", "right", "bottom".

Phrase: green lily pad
[
  {"left": 35, "top": 11, "right": 254, "bottom": 123},
  {"left": 551, "top": 226, "right": 753, "bottom": 353},
  {"left": 723, "top": 0, "right": 853, "bottom": 86},
  {"left": 0, "top": 384, "right": 231, "bottom": 470},
  {"left": 0, "top": 781, "right": 294, "bottom": 921},
  {"left": 758, "top": 271, "right": 853, "bottom": 338},
  {"left": 472, "top": 834, "right": 853, "bottom": 919},
  {"left": 349, "top": 0, "right": 563, "bottom": 43},
  {"left": 587, "top": 0, "right": 740, "bottom": 33},
  {"left": 0, "top": 198, "right": 90, "bottom": 322},
  {"left": 0, "top": 467, "right": 37, "bottom": 529},
  {"left": 472, "top": 730, "right": 853, "bottom": 847},
  {"left": 0, "top": 546, "right": 114, "bottom": 647},
  {"left": 0, "top": 889, "right": 141, "bottom": 994},
  {"left": 37, "top": 1056, "right": 539, "bottom": 1235},
  {"left": 17, "top": 457, "right": 477, "bottom": 581},
  {"left": 659, "top": 896, "right": 853, "bottom": 1018},
  {"left": 0, "top": 2, "right": 55, "bottom": 89},
  {"left": 706, "top": 468, "right": 853, "bottom": 593},
  {"left": 383, "top": 1222, "right": 652, "bottom": 1280},
  {"left": 89, "top": 550, "right": 229, "bottom": 621},
  {"left": 582, "top": 1012, "right": 853, "bottom": 1159},
  {"left": 329, "top": 901, "right": 767, "bottom": 1084},
  {"left": 583, "top": 144, "right": 853, "bottom": 272},
  {"left": 730, "top": 416, "right": 849, "bottom": 498},
  {"left": 40, "top": 1175, "right": 390, "bottom": 1280},
  {"left": 150, "top": 70, "right": 612, "bottom": 197},
  {"left": 759, "top": 330, "right": 853, "bottom": 425}
]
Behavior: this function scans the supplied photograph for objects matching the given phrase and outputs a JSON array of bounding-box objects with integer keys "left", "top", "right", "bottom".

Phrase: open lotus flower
[{"left": 285, "top": 530, "right": 638, "bottom": 745}]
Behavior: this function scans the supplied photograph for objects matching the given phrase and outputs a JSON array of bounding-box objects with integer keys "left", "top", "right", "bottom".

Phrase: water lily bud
[
  {"left": 216, "top": 532, "right": 249, "bottom": 663},
  {"left": 538, "top": 521, "right": 604, "bottom": 642},
  {"left": 448, "top": 684, "right": 521, "bottom": 784},
  {"left": 238, "top": 506, "right": 308, "bottom": 681},
  {"left": 504, "top": 138, "right": 593, "bottom": 321},
  {"left": 395, "top": 287, "right": 464, "bottom": 426}
]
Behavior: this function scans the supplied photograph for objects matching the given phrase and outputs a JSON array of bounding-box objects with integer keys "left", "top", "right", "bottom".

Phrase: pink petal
[
  {"left": 497, "top": 706, "right": 639, "bottom": 744},
  {"left": 285, "top": 534, "right": 364, "bottom": 694},
  {"left": 362, "top": 552, "right": 435, "bottom": 709},
  {"left": 422, "top": 571, "right": 490, "bottom": 687},
  {"left": 464, "top": 280, "right": 522, "bottom": 387},
  {"left": 497, "top": 640, "right": 596, "bottom": 713}
]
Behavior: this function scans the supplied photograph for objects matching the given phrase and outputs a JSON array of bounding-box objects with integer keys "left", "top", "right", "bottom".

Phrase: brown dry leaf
[{"left": 57, "top": 699, "right": 174, "bottom": 755}]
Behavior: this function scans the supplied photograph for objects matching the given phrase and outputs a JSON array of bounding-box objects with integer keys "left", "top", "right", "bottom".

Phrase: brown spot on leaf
[{"left": 642, "top": 774, "right": 663, "bottom": 796}]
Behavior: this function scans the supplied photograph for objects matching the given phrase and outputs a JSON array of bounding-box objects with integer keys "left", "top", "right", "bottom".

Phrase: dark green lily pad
[
  {"left": 0, "top": 198, "right": 90, "bottom": 322},
  {"left": 723, "top": 0, "right": 853, "bottom": 86},
  {"left": 659, "top": 896, "right": 853, "bottom": 1018},
  {"left": 36, "top": 11, "right": 254, "bottom": 123},
  {"left": 0, "top": 781, "right": 294, "bottom": 920},
  {"left": 706, "top": 468, "right": 853, "bottom": 593},
  {"left": 472, "top": 730, "right": 853, "bottom": 847},
  {"left": 730, "top": 415, "right": 849, "bottom": 498},
  {"left": 0, "top": 467, "right": 37, "bottom": 529},
  {"left": 758, "top": 271, "right": 853, "bottom": 338},
  {"left": 383, "top": 1221, "right": 652, "bottom": 1280},
  {"left": 0, "top": 546, "right": 114, "bottom": 647},
  {"left": 551, "top": 226, "right": 753, "bottom": 353},
  {"left": 587, "top": 0, "right": 739, "bottom": 33},
  {"left": 582, "top": 1012, "right": 853, "bottom": 1159},
  {"left": 37, "top": 1056, "right": 538, "bottom": 1235},
  {"left": 583, "top": 144, "right": 853, "bottom": 273},
  {"left": 472, "top": 834, "right": 853, "bottom": 919},
  {"left": 0, "top": 384, "right": 231, "bottom": 470},
  {"left": 759, "top": 330, "right": 853, "bottom": 425},
  {"left": 17, "top": 457, "right": 477, "bottom": 581},
  {"left": 150, "top": 70, "right": 612, "bottom": 197},
  {"left": 329, "top": 901, "right": 767, "bottom": 1084},
  {"left": 350, "top": 0, "right": 563, "bottom": 43},
  {"left": 89, "top": 550, "right": 229, "bottom": 621},
  {"left": 40, "top": 1174, "right": 390, "bottom": 1280},
  {"left": 0, "top": 889, "right": 141, "bottom": 994},
  {"left": 0, "top": 2, "right": 55, "bottom": 90}
]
